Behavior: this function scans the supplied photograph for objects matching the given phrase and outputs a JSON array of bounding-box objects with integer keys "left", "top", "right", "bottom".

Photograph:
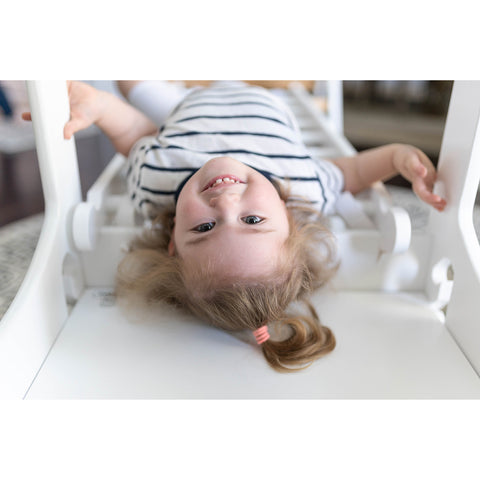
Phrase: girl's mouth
[{"left": 202, "top": 175, "right": 245, "bottom": 192}]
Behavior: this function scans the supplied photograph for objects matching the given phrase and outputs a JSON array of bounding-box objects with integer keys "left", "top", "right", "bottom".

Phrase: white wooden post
[
  {"left": 0, "top": 81, "right": 83, "bottom": 398},
  {"left": 326, "top": 80, "right": 344, "bottom": 134},
  {"left": 313, "top": 80, "right": 344, "bottom": 134},
  {"left": 425, "top": 81, "right": 480, "bottom": 374}
]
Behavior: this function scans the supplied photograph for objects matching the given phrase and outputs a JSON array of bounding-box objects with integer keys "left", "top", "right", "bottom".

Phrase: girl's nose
[{"left": 209, "top": 192, "right": 241, "bottom": 208}]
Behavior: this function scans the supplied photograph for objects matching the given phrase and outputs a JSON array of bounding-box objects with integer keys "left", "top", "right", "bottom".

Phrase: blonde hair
[{"left": 116, "top": 182, "right": 338, "bottom": 372}]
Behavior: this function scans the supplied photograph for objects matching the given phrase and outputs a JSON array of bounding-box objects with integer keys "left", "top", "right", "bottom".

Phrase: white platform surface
[{"left": 25, "top": 288, "right": 480, "bottom": 399}]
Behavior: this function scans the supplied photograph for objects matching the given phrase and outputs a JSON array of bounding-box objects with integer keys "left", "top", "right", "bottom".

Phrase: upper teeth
[{"left": 211, "top": 177, "right": 240, "bottom": 187}]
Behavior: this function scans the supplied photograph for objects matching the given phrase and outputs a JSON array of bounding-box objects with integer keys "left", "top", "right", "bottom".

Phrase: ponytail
[{"left": 261, "top": 301, "right": 335, "bottom": 372}]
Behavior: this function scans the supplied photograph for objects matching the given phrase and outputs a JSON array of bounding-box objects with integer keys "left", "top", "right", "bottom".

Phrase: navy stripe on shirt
[
  {"left": 163, "top": 130, "right": 295, "bottom": 144},
  {"left": 145, "top": 144, "right": 311, "bottom": 160},
  {"left": 139, "top": 186, "right": 178, "bottom": 195},
  {"left": 174, "top": 114, "right": 290, "bottom": 128},
  {"left": 138, "top": 164, "right": 198, "bottom": 173}
]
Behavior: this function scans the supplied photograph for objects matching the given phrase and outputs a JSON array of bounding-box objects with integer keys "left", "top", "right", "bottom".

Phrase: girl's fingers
[
  {"left": 64, "top": 117, "right": 86, "bottom": 139},
  {"left": 21, "top": 112, "right": 32, "bottom": 121},
  {"left": 64, "top": 122, "right": 77, "bottom": 139},
  {"left": 408, "top": 153, "right": 427, "bottom": 178},
  {"left": 413, "top": 179, "right": 447, "bottom": 211}
]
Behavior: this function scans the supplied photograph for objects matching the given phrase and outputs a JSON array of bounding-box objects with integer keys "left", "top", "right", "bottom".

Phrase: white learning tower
[{"left": 1, "top": 81, "right": 479, "bottom": 399}]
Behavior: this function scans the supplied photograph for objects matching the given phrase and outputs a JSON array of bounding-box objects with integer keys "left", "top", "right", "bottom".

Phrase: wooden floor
[{"left": 0, "top": 133, "right": 115, "bottom": 227}]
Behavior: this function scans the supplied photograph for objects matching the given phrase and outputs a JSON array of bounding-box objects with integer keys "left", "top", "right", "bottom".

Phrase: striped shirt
[{"left": 127, "top": 84, "right": 344, "bottom": 219}]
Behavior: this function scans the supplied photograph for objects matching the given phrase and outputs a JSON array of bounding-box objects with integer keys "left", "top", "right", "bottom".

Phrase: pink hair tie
[{"left": 253, "top": 325, "right": 270, "bottom": 345}]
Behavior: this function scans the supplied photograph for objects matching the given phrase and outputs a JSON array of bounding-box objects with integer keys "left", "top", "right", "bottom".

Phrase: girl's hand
[
  {"left": 22, "top": 81, "right": 105, "bottom": 140},
  {"left": 392, "top": 144, "right": 447, "bottom": 211},
  {"left": 22, "top": 81, "right": 156, "bottom": 156},
  {"left": 63, "top": 81, "right": 105, "bottom": 139}
]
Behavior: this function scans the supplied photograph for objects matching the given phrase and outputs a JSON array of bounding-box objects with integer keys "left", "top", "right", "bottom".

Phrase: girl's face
[{"left": 170, "top": 157, "right": 290, "bottom": 283}]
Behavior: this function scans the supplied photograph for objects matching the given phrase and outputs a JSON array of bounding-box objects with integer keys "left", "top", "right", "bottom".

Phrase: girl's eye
[
  {"left": 242, "top": 215, "right": 264, "bottom": 225},
  {"left": 194, "top": 222, "right": 215, "bottom": 232}
]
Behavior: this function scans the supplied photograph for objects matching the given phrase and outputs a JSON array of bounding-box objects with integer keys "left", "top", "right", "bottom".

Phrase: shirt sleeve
[
  {"left": 127, "top": 136, "right": 199, "bottom": 219},
  {"left": 126, "top": 136, "right": 173, "bottom": 218},
  {"left": 313, "top": 158, "right": 345, "bottom": 215}
]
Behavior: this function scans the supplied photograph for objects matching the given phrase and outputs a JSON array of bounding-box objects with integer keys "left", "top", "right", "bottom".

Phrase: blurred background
[{"left": 0, "top": 80, "right": 454, "bottom": 227}]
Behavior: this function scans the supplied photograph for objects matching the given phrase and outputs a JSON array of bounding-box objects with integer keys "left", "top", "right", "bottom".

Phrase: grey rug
[
  {"left": 1, "top": 189, "right": 479, "bottom": 319},
  {"left": 0, "top": 213, "right": 44, "bottom": 317}
]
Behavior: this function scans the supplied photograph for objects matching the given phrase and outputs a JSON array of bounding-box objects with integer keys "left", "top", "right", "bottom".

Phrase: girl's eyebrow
[{"left": 185, "top": 227, "right": 276, "bottom": 246}]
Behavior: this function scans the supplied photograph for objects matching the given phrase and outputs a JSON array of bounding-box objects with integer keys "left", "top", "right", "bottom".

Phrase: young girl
[{"left": 26, "top": 81, "right": 446, "bottom": 372}]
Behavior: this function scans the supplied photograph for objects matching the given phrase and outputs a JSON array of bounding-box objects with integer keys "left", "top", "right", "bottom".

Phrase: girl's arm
[
  {"left": 23, "top": 81, "right": 158, "bottom": 156},
  {"left": 330, "top": 143, "right": 447, "bottom": 211}
]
